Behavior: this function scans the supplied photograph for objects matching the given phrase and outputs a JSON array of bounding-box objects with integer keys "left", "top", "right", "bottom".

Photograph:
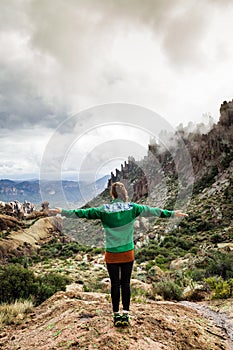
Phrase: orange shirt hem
[{"left": 104, "top": 249, "right": 134, "bottom": 264}]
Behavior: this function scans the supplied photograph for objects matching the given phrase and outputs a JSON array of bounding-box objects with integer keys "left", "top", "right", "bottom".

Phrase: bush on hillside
[
  {"left": 0, "top": 264, "right": 71, "bottom": 306},
  {"left": 33, "top": 240, "right": 104, "bottom": 261},
  {"left": 210, "top": 233, "right": 224, "bottom": 244},
  {"left": 0, "top": 264, "right": 37, "bottom": 304},
  {"left": 161, "top": 236, "right": 192, "bottom": 251},
  {"left": 187, "top": 268, "right": 206, "bottom": 282},
  {"left": 204, "top": 252, "right": 233, "bottom": 280},
  {"left": 205, "top": 277, "right": 233, "bottom": 299},
  {"left": 35, "top": 272, "right": 71, "bottom": 305},
  {"left": 152, "top": 280, "right": 183, "bottom": 301}
]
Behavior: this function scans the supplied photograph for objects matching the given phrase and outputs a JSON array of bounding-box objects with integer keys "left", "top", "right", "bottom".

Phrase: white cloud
[
  {"left": 0, "top": 0, "right": 233, "bottom": 179},
  {"left": 0, "top": 128, "right": 51, "bottom": 178}
]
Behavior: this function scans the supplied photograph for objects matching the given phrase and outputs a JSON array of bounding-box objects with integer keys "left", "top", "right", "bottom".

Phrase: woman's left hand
[{"left": 174, "top": 210, "right": 189, "bottom": 217}]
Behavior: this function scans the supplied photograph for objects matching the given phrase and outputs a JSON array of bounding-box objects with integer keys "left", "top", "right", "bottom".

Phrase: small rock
[
  {"left": 148, "top": 265, "right": 165, "bottom": 282},
  {"left": 75, "top": 254, "right": 83, "bottom": 261},
  {"left": 148, "top": 233, "right": 156, "bottom": 240}
]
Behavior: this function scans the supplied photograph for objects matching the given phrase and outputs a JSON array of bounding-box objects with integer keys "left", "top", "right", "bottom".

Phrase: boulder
[
  {"left": 182, "top": 283, "right": 208, "bottom": 301},
  {"left": 148, "top": 265, "right": 165, "bottom": 282},
  {"left": 170, "top": 257, "right": 190, "bottom": 270},
  {"left": 74, "top": 254, "right": 83, "bottom": 261},
  {"left": 100, "top": 277, "right": 111, "bottom": 292},
  {"left": 131, "top": 278, "right": 153, "bottom": 296}
]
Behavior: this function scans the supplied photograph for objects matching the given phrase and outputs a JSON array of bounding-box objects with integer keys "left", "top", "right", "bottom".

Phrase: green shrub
[
  {"left": 190, "top": 247, "right": 198, "bottom": 254},
  {"left": 205, "top": 277, "right": 233, "bottom": 299},
  {"left": 135, "top": 247, "right": 158, "bottom": 263},
  {"left": 162, "top": 236, "right": 192, "bottom": 250},
  {"left": 204, "top": 276, "right": 221, "bottom": 290},
  {"left": 210, "top": 233, "right": 223, "bottom": 244},
  {"left": 188, "top": 268, "right": 206, "bottom": 282},
  {"left": 155, "top": 255, "right": 167, "bottom": 267},
  {"left": 35, "top": 273, "right": 71, "bottom": 305},
  {"left": 0, "top": 264, "right": 71, "bottom": 306},
  {"left": 0, "top": 264, "right": 37, "bottom": 304},
  {"left": 91, "top": 247, "right": 104, "bottom": 254},
  {"left": 145, "top": 260, "right": 155, "bottom": 271},
  {"left": 162, "top": 236, "right": 177, "bottom": 248},
  {"left": 204, "top": 252, "right": 233, "bottom": 279},
  {"left": 153, "top": 280, "right": 183, "bottom": 301},
  {"left": 34, "top": 240, "right": 104, "bottom": 262},
  {"left": 177, "top": 238, "right": 192, "bottom": 250},
  {"left": 8, "top": 255, "right": 32, "bottom": 267},
  {"left": 195, "top": 221, "right": 215, "bottom": 232}
]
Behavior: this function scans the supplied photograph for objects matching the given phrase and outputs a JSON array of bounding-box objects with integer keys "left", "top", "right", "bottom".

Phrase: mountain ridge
[{"left": 0, "top": 175, "right": 109, "bottom": 206}]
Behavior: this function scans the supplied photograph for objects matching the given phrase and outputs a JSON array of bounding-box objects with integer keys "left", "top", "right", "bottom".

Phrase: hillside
[{"left": 0, "top": 216, "right": 64, "bottom": 262}]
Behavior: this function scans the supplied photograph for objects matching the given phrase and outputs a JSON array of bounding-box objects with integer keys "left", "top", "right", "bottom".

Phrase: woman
[{"left": 49, "top": 182, "right": 188, "bottom": 327}]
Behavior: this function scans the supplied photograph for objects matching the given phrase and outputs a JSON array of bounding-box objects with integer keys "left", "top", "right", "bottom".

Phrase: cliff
[{"left": 107, "top": 100, "right": 233, "bottom": 202}]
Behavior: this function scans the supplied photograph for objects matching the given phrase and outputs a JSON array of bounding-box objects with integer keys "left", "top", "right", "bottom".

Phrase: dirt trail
[{"left": 180, "top": 301, "right": 233, "bottom": 349}]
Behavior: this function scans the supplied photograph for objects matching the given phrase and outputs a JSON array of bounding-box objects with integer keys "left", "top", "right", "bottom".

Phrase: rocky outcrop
[
  {"left": 107, "top": 100, "right": 233, "bottom": 200},
  {"left": 107, "top": 158, "right": 149, "bottom": 201},
  {"left": 184, "top": 100, "right": 233, "bottom": 180},
  {"left": 0, "top": 216, "right": 63, "bottom": 262}
]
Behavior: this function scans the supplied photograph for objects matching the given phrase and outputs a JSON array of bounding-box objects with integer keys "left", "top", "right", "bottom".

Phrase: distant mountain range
[{"left": 0, "top": 175, "right": 109, "bottom": 207}]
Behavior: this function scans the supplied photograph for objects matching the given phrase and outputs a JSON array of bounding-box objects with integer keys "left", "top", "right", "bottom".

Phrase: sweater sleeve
[
  {"left": 133, "top": 203, "right": 174, "bottom": 218},
  {"left": 61, "top": 207, "right": 102, "bottom": 220}
]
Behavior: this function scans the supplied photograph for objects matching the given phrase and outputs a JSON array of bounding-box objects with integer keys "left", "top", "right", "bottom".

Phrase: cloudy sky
[{"left": 1, "top": 0, "right": 233, "bottom": 180}]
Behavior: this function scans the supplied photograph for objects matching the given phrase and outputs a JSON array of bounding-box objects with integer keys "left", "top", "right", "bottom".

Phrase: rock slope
[{"left": 0, "top": 289, "right": 232, "bottom": 350}]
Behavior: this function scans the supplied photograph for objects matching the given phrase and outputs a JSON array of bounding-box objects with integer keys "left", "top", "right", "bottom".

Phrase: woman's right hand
[{"left": 48, "top": 207, "right": 62, "bottom": 216}]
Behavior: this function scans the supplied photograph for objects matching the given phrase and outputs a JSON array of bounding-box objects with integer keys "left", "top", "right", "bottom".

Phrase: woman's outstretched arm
[{"left": 48, "top": 207, "right": 102, "bottom": 220}]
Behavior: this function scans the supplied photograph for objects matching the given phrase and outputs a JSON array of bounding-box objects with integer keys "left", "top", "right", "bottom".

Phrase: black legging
[{"left": 106, "top": 261, "right": 134, "bottom": 313}]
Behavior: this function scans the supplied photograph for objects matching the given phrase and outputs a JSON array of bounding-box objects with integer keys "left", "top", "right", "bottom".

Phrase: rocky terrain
[{"left": 0, "top": 289, "right": 233, "bottom": 350}]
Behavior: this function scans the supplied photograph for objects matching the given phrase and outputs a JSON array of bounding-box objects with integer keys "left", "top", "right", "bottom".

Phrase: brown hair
[{"left": 110, "top": 182, "right": 129, "bottom": 202}]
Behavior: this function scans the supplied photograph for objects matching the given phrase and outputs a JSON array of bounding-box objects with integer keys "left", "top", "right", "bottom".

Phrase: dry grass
[{"left": 0, "top": 300, "right": 33, "bottom": 329}]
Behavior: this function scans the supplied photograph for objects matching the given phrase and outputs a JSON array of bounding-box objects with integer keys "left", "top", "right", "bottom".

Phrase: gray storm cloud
[
  {"left": 1, "top": 0, "right": 229, "bottom": 130},
  {"left": 27, "top": 0, "right": 205, "bottom": 68},
  {"left": 26, "top": 0, "right": 227, "bottom": 66}
]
